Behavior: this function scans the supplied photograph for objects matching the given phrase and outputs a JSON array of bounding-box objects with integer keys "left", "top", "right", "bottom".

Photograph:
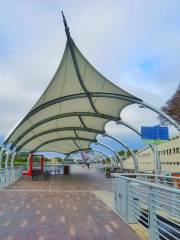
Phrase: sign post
[{"left": 141, "top": 125, "right": 169, "bottom": 176}]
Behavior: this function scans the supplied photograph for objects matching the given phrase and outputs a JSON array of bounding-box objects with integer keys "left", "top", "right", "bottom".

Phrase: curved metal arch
[
  {"left": 15, "top": 127, "right": 105, "bottom": 152},
  {"left": 31, "top": 137, "right": 96, "bottom": 153},
  {"left": 7, "top": 120, "right": 158, "bottom": 174},
  {"left": 88, "top": 149, "right": 116, "bottom": 165},
  {"left": 94, "top": 142, "right": 121, "bottom": 166},
  {"left": 8, "top": 112, "right": 119, "bottom": 149},
  {"left": 90, "top": 151, "right": 105, "bottom": 164},
  {"left": 94, "top": 154, "right": 103, "bottom": 165},
  {"left": 20, "top": 93, "right": 141, "bottom": 121},
  {"left": 65, "top": 148, "right": 91, "bottom": 157},
  {"left": 116, "top": 120, "right": 160, "bottom": 174},
  {"left": 94, "top": 152, "right": 107, "bottom": 164},
  {"left": 10, "top": 114, "right": 158, "bottom": 171},
  {"left": 14, "top": 126, "right": 136, "bottom": 168},
  {"left": 9, "top": 116, "right": 154, "bottom": 173},
  {"left": 4, "top": 91, "right": 179, "bottom": 147},
  {"left": 64, "top": 148, "right": 91, "bottom": 162},
  {"left": 101, "top": 133, "right": 138, "bottom": 172},
  {"left": 3, "top": 92, "right": 142, "bottom": 146}
]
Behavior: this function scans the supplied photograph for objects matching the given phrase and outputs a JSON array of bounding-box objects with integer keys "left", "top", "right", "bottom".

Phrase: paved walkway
[{"left": 0, "top": 166, "right": 140, "bottom": 240}]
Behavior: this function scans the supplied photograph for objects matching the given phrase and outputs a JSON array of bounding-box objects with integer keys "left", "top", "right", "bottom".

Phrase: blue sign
[{"left": 141, "top": 125, "right": 169, "bottom": 142}]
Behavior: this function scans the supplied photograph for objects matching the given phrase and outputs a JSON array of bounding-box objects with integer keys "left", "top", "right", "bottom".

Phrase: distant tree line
[{"left": 118, "top": 150, "right": 138, "bottom": 158}]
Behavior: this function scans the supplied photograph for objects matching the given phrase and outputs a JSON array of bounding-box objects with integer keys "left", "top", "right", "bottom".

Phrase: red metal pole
[
  {"left": 40, "top": 156, "right": 44, "bottom": 174},
  {"left": 28, "top": 153, "right": 33, "bottom": 176}
]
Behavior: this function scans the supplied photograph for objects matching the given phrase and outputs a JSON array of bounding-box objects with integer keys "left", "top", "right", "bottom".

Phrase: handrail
[
  {"left": 114, "top": 173, "right": 180, "bottom": 180},
  {"left": 113, "top": 174, "right": 180, "bottom": 194}
]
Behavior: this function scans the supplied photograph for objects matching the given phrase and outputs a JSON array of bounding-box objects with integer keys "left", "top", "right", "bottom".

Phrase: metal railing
[
  {"left": 0, "top": 167, "right": 23, "bottom": 189},
  {"left": 96, "top": 164, "right": 122, "bottom": 173},
  {"left": 114, "top": 175, "right": 180, "bottom": 240},
  {"left": 113, "top": 173, "right": 180, "bottom": 189}
]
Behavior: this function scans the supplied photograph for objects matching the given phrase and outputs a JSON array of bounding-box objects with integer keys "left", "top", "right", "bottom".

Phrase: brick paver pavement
[{"left": 0, "top": 166, "right": 140, "bottom": 240}]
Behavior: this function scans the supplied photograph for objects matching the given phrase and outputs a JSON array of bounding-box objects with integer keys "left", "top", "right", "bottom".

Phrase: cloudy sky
[{"left": 0, "top": 0, "right": 180, "bottom": 155}]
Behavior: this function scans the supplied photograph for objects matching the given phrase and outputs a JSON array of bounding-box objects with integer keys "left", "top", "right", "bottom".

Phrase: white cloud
[{"left": 0, "top": 0, "right": 179, "bottom": 148}]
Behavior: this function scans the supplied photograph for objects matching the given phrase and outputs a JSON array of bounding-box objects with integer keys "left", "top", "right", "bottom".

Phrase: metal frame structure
[
  {"left": 15, "top": 127, "right": 104, "bottom": 152},
  {"left": 6, "top": 115, "right": 157, "bottom": 172},
  {"left": 94, "top": 153, "right": 107, "bottom": 164},
  {"left": 91, "top": 152, "right": 109, "bottom": 165},
  {"left": 101, "top": 133, "right": 138, "bottom": 172},
  {"left": 0, "top": 167, "right": 23, "bottom": 189},
  {"left": 2, "top": 119, "right": 159, "bottom": 173},
  {"left": 5, "top": 150, "right": 11, "bottom": 169},
  {"left": 13, "top": 127, "right": 135, "bottom": 169},
  {"left": 0, "top": 147, "right": 5, "bottom": 168},
  {"left": 94, "top": 142, "right": 121, "bottom": 166},
  {"left": 31, "top": 137, "right": 97, "bottom": 153},
  {"left": 1, "top": 12, "right": 179, "bottom": 174},
  {"left": 89, "top": 149, "right": 116, "bottom": 165},
  {"left": 3, "top": 93, "right": 179, "bottom": 149},
  {"left": 93, "top": 154, "right": 101, "bottom": 165}
]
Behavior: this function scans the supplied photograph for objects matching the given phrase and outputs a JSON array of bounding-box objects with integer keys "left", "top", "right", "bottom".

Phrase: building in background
[{"left": 123, "top": 134, "right": 180, "bottom": 173}]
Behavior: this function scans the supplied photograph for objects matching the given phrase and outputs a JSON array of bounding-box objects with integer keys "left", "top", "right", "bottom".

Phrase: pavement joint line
[
  {"left": 0, "top": 189, "right": 98, "bottom": 192},
  {"left": 40, "top": 216, "right": 46, "bottom": 223},
  {"left": 110, "top": 221, "right": 119, "bottom": 229},
  {"left": 60, "top": 216, "right": 65, "bottom": 223},
  {"left": 4, "top": 219, "right": 11, "bottom": 227},
  {"left": 6, "top": 236, "right": 13, "bottom": 240},
  {"left": 105, "top": 225, "right": 114, "bottom": 233},
  {"left": 0, "top": 211, "right": 4, "bottom": 216},
  {"left": 13, "top": 206, "right": 19, "bottom": 212},
  {"left": 69, "top": 226, "right": 75, "bottom": 236},
  {"left": 38, "top": 236, "right": 45, "bottom": 240},
  {"left": 20, "top": 220, "right": 28, "bottom": 228},
  {"left": 36, "top": 210, "right": 40, "bottom": 215}
]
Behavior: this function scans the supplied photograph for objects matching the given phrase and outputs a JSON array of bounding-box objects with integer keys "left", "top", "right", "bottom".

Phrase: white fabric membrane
[{"left": 4, "top": 40, "right": 138, "bottom": 155}]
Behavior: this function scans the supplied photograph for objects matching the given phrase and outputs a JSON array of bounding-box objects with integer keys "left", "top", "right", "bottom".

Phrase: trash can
[{"left": 64, "top": 165, "right": 70, "bottom": 175}]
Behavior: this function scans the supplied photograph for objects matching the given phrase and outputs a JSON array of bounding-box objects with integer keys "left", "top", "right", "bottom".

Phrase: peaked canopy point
[{"left": 2, "top": 14, "right": 143, "bottom": 156}]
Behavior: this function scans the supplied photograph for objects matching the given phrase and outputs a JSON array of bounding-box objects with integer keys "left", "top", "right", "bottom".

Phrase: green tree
[
  {"left": 159, "top": 84, "right": 180, "bottom": 125},
  {"left": 118, "top": 150, "right": 126, "bottom": 156}
]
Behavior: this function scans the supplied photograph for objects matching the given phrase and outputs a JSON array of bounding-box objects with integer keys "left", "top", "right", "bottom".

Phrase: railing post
[
  {"left": 127, "top": 181, "right": 136, "bottom": 223},
  {"left": 5, "top": 151, "right": 11, "bottom": 169},
  {"left": 0, "top": 170, "right": 1, "bottom": 188},
  {"left": 11, "top": 152, "right": 16, "bottom": 168},
  {"left": 0, "top": 167, "right": 22, "bottom": 189},
  {"left": 0, "top": 150, "right": 4, "bottom": 169},
  {"left": 148, "top": 187, "right": 158, "bottom": 240}
]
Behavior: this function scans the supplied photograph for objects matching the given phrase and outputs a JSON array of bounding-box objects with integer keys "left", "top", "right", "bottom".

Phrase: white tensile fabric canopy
[{"left": 3, "top": 17, "right": 142, "bottom": 155}]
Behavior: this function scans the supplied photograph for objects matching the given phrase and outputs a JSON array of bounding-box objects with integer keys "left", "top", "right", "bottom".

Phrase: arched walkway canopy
[{"left": 2, "top": 13, "right": 141, "bottom": 155}]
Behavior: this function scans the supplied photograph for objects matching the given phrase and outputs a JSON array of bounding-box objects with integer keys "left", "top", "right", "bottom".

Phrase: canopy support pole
[
  {"left": 5, "top": 151, "right": 11, "bottom": 169},
  {"left": 11, "top": 152, "right": 16, "bottom": 168},
  {"left": 0, "top": 148, "right": 5, "bottom": 169}
]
